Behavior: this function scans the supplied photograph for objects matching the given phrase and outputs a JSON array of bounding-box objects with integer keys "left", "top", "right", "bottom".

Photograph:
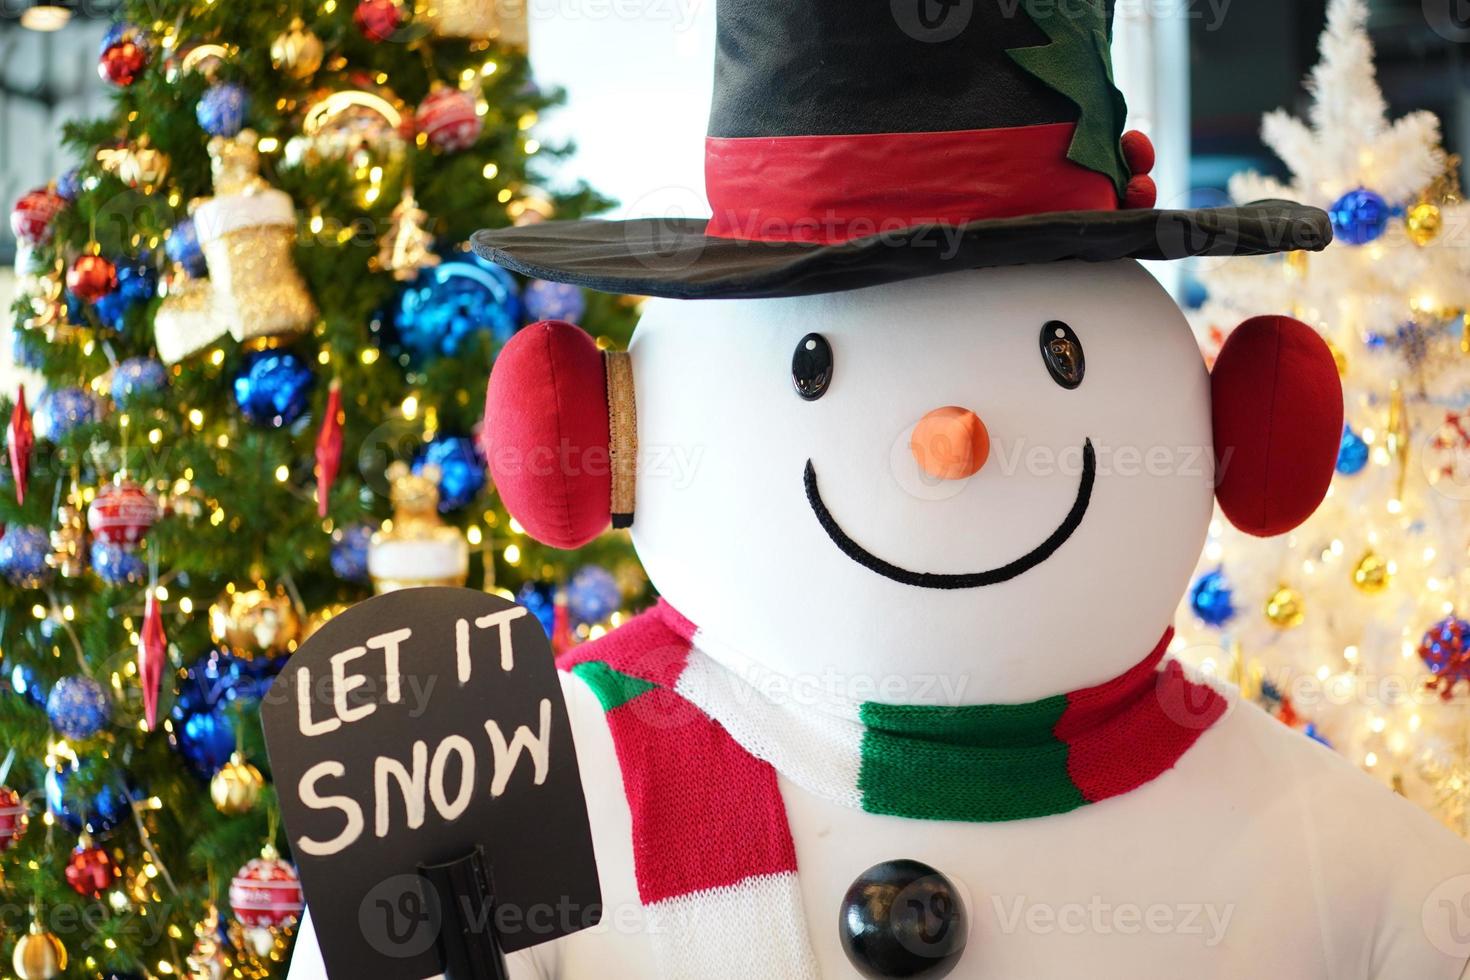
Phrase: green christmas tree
[{"left": 2, "top": 3, "right": 645, "bottom": 974}]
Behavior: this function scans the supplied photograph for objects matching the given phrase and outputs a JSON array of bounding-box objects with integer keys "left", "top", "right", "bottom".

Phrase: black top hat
[{"left": 472, "top": 0, "right": 1330, "bottom": 300}]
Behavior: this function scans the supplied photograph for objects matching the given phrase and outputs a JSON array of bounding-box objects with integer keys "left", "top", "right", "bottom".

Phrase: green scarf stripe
[
  {"left": 571, "top": 661, "right": 657, "bottom": 712},
  {"left": 857, "top": 697, "right": 1086, "bottom": 821}
]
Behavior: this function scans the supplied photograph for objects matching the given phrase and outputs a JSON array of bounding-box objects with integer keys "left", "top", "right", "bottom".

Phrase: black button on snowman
[{"left": 838, "top": 860, "right": 968, "bottom": 979}]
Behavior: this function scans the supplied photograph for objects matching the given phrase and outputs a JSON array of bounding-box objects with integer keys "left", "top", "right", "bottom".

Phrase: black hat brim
[{"left": 470, "top": 201, "right": 1330, "bottom": 301}]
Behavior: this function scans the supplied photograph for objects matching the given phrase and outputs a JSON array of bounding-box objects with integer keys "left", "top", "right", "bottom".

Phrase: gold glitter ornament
[
  {"left": 194, "top": 131, "right": 317, "bottom": 346},
  {"left": 1352, "top": 550, "right": 1393, "bottom": 593},
  {"left": 270, "top": 19, "right": 324, "bottom": 79},
  {"left": 369, "top": 463, "right": 468, "bottom": 592},
  {"left": 374, "top": 186, "right": 440, "bottom": 280},
  {"left": 302, "top": 602, "right": 352, "bottom": 640},
  {"left": 1406, "top": 201, "right": 1443, "bottom": 246},
  {"left": 417, "top": 0, "right": 527, "bottom": 46},
  {"left": 47, "top": 481, "right": 87, "bottom": 578},
  {"left": 154, "top": 270, "right": 230, "bottom": 364},
  {"left": 1266, "top": 585, "right": 1305, "bottom": 629},
  {"left": 187, "top": 904, "right": 230, "bottom": 980},
  {"left": 12, "top": 918, "right": 66, "bottom": 979},
  {"left": 211, "top": 753, "right": 264, "bottom": 814},
  {"left": 209, "top": 584, "right": 302, "bottom": 660}
]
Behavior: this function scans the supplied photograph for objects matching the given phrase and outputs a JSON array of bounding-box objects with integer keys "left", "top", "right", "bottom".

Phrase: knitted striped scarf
[{"left": 560, "top": 600, "right": 1226, "bottom": 979}]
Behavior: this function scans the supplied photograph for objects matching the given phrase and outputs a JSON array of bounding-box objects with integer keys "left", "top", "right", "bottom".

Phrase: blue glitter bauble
[
  {"left": 331, "top": 522, "right": 376, "bottom": 583},
  {"left": 1329, "top": 188, "right": 1390, "bottom": 246},
  {"left": 171, "top": 705, "right": 237, "bottom": 778},
  {"left": 1337, "top": 424, "right": 1369, "bottom": 476},
  {"left": 45, "top": 757, "right": 137, "bottom": 835},
  {"left": 523, "top": 279, "right": 586, "bottom": 324},
  {"left": 35, "top": 386, "right": 99, "bottom": 440},
  {"left": 1188, "top": 568, "right": 1236, "bottom": 627},
  {"left": 9, "top": 662, "right": 48, "bottom": 706},
  {"left": 392, "top": 256, "right": 521, "bottom": 361},
  {"left": 567, "top": 565, "right": 621, "bottom": 626},
  {"left": 516, "top": 581, "right": 556, "bottom": 638},
  {"left": 0, "top": 526, "right": 53, "bottom": 588},
  {"left": 111, "top": 356, "right": 167, "bottom": 406},
  {"left": 56, "top": 167, "right": 83, "bottom": 203},
  {"left": 174, "top": 648, "right": 284, "bottom": 718},
  {"left": 165, "top": 217, "right": 206, "bottom": 277},
  {"left": 414, "top": 436, "right": 485, "bottom": 511},
  {"left": 196, "top": 82, "right": 249, "bottom": 137},
  {"left": 46, "top": 674, "right": 111, "bottom": 740},
  {"left": 233, "top": 349, "right": 314, "bottom": 428},
  {"left": 10, "top": 328, "right": 43, "bottom": 371},
  {"left": 91, "top": 540, "right": 146, "bottom": 586}
]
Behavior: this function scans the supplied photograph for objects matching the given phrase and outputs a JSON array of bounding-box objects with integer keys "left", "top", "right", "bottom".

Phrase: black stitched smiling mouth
[{"left": 803, "top": 439, "right": 1096, "bottom": 590}]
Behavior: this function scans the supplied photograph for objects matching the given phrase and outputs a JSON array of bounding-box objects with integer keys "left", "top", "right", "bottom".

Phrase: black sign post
[{"left": 262, "top": 588, "right": 601, "bottom": 979}]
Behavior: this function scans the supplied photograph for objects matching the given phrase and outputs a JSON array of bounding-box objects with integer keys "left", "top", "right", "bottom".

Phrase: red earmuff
[
  {"left": 1211, "top": 315, "right": 1343, "bottom": 537},
  {"left": 481, "top": 320, "right": 635, "bottom": 549}
]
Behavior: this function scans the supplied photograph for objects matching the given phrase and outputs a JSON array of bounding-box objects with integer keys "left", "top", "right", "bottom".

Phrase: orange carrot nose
[{"left": 910, "top": 406, "right": 990, "bottom": 480}]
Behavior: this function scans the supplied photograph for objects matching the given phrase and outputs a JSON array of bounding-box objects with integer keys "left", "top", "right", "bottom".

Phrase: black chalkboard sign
[{"left": 261, "top": 588, "right": 601, "bottom": 979}]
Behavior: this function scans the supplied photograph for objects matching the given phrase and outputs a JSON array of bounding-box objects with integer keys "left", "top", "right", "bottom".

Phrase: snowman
[{"left": 288, "top": 1, "right": 1470, "bottom": 978}]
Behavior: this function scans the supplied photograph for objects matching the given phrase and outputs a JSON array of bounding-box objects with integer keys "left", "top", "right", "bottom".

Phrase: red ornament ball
[
  {"left": 230, "top": 847, "right": 305, "bottom": 929},
  {"left": 99, "top": 40, "right": 148, "bottom": 86},
  {"left": 65, "top": 840, "right": 119, "bottom": 897},
  {"left": 67, "top": 255, "right": 118, "bottom": 302},
  {"left": 354, "top": 0, "right": 404, "bottom": 42},
  {"left": 10, "top": 187, "right": 65, "bottom": 246},
  {"left": 0, "top": 787, "right": 28, "bottom": 852},
  {"left": 87, "top": 480, "right": 158, "bottom": 547},
  {"left": 417, "top": 86, "right": 483, "bottom": 153}
]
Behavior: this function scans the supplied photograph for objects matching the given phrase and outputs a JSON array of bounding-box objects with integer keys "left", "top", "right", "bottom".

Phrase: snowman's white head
[
  {"left": 484, "top": 259, "right": 1343, "bottom": 704},
  {"left": 627, "top": 260, "right": 1211, "bottom": 701}
]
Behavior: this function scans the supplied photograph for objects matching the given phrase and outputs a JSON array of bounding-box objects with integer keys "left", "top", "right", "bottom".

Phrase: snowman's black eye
[
  {"left": 1040, "top": 321, "right": 1085, "bottom": 389},
  {"left": 792, "top": 333, "right": 833, "bottom": 401}
]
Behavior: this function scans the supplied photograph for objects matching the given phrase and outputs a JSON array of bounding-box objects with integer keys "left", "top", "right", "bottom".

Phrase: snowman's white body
[{"left": 289, "top": 262, "right": 1470, "bottom": 980}]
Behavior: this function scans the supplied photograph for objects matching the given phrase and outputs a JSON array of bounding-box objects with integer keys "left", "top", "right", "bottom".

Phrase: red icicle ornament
[
  {"left": 139, "top": 588, "right": 166, "bottom": 729},
  {"left": 315, "top": 379, "right": 344, "bottom": 518},
  {"left": 551, "top": 589, "right": 573, "bottom": 655},
  {"left": 8, "top": 385, "right": 32, "bottom": 506}
]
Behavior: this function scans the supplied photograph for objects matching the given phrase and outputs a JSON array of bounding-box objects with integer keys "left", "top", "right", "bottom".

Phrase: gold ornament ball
[
  {"left": 1407, "top": 202, "right": 1443, "bottom": 247},
  {"left": 271, "top": 19, "right": 324, "bottom": 79},
  {"left": 1352, "top": 550, "right": 1393, "bottom": 594},
  {"left": 1266, "top": 585, "right": 1305, "bottom": 629},
  {"left": 12, "top": 924, "right": 67, "bottom": 980},
  {"left": 211, "top": 753, "right": 264, "bottom": 814},
  {"left": 209, "top": 585, "right": 301, "bottom": 660},
  {"left": 303, "top": 602, "right": 352, "bottom": 641}
]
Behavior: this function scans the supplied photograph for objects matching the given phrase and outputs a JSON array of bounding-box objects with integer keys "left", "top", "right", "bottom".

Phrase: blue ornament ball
[
  {"left": 1336, "top": 424, "right": 1369, "bottom": 476},
  {"left": 111, "top": 356, "right": 167, "bottom": 406},
  {"left": 9, "top": 662, "right": 48, "bottom": 706},
  {"left": 415, "top": 436, "right": 485, "bottom": 511},
  {"left": 1329, "top": 188, "right": 1390, "bottom": 246},
  {"left": 91, "top": 539, "right": 146, "bottom": 585},
  {"left": 165, "top": 217, "right": 207, "bottom": 277},
  {"left": 171, "top": 705, "right": 237, "bottom": 778},
  {"left": 0, "top": 526, "right": 53, "bottom": 588},
  {"left": 45, "top": 757, "right": 137, "bottom": 835},
  {"left": 174, "top": 647, "right": 283, "bottom": 718},
  {"left": 56, "top": 166, "right": 83, "bottom": 203},
  {"left": 1188, "top": 567, "right": 1236, "bottom": 627},
  {"left": 196, "top": 82, "right": 249, "bottom": 137},
  {"left": 46, "top": 674, "right": 112, "bottom": 740},
  {"left": 10, "top": 328, "right": 43, "bottom": 372},
  {"left": 331, "top": 522, "right": 376, "bottom": 583},
  {"left": 523, "top": 279, "right": 586, "bottom": 324},
  {"left": 35, "top": 386, "right": 99, "bottom": 440},
  {"left": 516, "top": 581, "right": 556, "bottom": 638},
  {"left": 567, "top": 565, "right": 621, "bottom": 627},
  {"left": 233, "top": 349, "right": 314, "bottom": 428},
  {"left": 393, "top": 256, "right": 521, "bottom": 361}
]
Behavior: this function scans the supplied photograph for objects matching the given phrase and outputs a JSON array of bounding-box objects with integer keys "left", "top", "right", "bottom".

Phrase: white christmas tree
[{"left": 1178, "top": 0, "right": 1470, "bottom": 833}]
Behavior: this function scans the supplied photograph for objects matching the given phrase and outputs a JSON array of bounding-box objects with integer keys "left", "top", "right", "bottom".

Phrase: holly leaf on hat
[{"left": 1007, "top": 0, "right": 1130, "bottom": 197}]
